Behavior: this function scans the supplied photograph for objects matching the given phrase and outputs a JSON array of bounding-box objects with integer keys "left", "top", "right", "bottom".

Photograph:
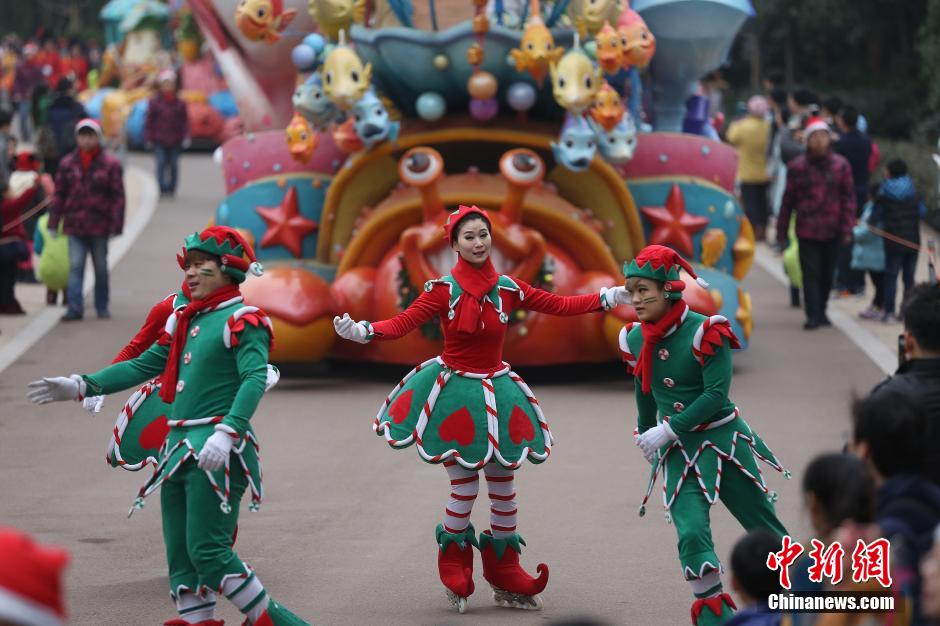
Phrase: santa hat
[
  {"left": 74, "top": 118, "right": 103, "bottom": 140},
  {"left": 156, "top": 69, "right": 176, "bottom": 84},
  {"left": 0, "top": 528, "right": 69, "bottom": 626},
  {"left": 623, "top": 244, "right": 708, "bottom": 300},
  {"left": 443, "top": 205, "right": 491, "bottom": 242},
  {"left": 804, "top": 116, "right": 830, "bottom": 138},
  {"left": 177, "top": 226, "right": 264, "bottom": 283}
]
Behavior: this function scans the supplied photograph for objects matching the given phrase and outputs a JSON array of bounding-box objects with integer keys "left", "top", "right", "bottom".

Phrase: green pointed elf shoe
[
  {"left": 244, "top": 599, "right": 310, "bottom": 626},
  {"left": 478, "top": 530, "right": 548, "bottom": 610},
  {"left": 436, "top": 523, "right": 479, "bottom": 613},
  {"left": 690, "top": 593, "right": 736, "bottom": 626}
]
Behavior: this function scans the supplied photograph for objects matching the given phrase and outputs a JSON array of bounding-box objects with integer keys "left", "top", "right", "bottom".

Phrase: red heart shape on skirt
[
  {"left": 438, "top": 407, "right": 476, "bottom": 446},
  {"left": 509, "top": 405, "right": 535, "bottom": 445},
  {"left": 389, "top": 389, "right": 414, "bottom": 424},
  {"left": 139, "top": 415, "right": 170, "bottom": 450}
]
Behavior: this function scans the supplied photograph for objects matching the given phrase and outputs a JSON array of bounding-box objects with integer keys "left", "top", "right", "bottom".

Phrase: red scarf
[
  {"left": 634, "top": 301, "right": 688, "bottom": 394},
  {"left": 450, "top": 255, "right": 499, "bottom": 335},
  {"left": 79, "top": 147, "right": 100, "bottom": 170},
  {"left": 159, "top": 284, "right": 242, "bottom": 403}
]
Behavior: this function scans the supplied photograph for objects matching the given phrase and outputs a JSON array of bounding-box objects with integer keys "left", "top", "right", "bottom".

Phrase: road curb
[
  {"left": 0, "top": 164, "right": 159, "bottom": 375},
  {"left": 752, "top": 244, "right": 895, "bottom": 376}
]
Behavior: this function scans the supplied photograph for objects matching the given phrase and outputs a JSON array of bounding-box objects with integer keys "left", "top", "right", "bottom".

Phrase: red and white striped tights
[{"left": 443, "top": 460, "right": 518, "bottom": 538}]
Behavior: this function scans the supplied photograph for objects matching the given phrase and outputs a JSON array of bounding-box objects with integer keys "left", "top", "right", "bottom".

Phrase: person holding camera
[{"left": 871, "top": 283, "right": 940, "bottom": 484}]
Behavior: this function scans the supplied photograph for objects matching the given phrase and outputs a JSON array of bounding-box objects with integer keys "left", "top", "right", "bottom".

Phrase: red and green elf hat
[
  {"left": 177, "top": 226, "right": 264, "bottom": 284},
  {"left": 443, "top": 204, "right": 491, "bottom": 241},
  {"left": 623, "top": 244, "right": 709, "bottom": 301}
]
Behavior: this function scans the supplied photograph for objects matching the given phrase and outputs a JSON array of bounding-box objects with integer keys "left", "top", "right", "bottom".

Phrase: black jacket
[
  {"left": 877, "top": 473, "right": 940, "bottom": 626},
  {"left": 46, "top": 95, "right": 88, "bottom": 157},
  {"left": 835, "top": 129, "right": 872, "bottom": 194},
  {"left": 873, "top": 358, "right": 940, "bottom": 483}
]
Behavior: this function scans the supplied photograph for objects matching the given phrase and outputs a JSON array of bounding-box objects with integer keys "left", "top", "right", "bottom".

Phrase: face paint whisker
[
  {"left": 642, "top": 296, "right": 658, "bottom": 304},
  {"left": 198, "top": 268, "right": 215, "bottom": 277}
]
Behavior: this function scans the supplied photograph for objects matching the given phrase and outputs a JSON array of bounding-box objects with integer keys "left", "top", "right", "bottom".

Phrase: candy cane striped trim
[
  {"left": 223, "top": 306, "right": 274, "bottom": 349},
  {"left": 107, "top": 380, "right": 161, "bottom": 471},
  {"left": 639, "top": 418, "right": 784, "bottom": 513},
  {"left": 618, "top": 324, "right": 638, "bottom": 368},
  {"left": 131, "top": 431, "right": 264, "bottom": 513},
  {"left": 166, "top": 416, "right": 224, "bottom": 428},
  {"left": 662, "top": 408, "right": 738, "bottom": 433},
  {"left": 373, "top": 357, "right": 438, "bottom": 436},
  {"left": 375, "top": 357, "right": 555, "bottom": 469},
  {"left": 692, "top": 315, "right": 730, "bottom": 365}
]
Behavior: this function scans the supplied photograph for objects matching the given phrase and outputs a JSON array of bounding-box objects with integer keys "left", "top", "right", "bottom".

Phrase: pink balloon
[{"left": 469, "top": 97, "right": 499, "bottom": 121}]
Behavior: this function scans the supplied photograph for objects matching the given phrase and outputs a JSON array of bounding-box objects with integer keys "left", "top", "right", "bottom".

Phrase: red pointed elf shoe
[
  {"left": 241, "top": 599, "right": 310, "bottom": 625},
  {"left": 690, "top": 593, "right": 736, "bottom": 626},
  {"left": 436, "top": 523, "right": 478, "bottom": 613},
  {"left": 478, "top": 530, "right": 548, "bottom": 610},
  {"left": 164, "top": 620, "right": 224, "bottom": 626}
]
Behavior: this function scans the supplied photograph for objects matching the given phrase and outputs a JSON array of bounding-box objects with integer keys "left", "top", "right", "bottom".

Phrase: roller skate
[
  {"left": 690, "top": 593, "right": 736, "bottom": 626},
  {"left": 436, "top": 523, "right": 478, "bottom": 613},
  {"left": 478, "top": 530, "right": 548, "bottom": 610}
]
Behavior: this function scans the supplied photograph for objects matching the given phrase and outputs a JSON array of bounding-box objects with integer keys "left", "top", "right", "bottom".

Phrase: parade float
[
  {"left": 84, "top": 0, "right": 242, "bottom": 148},
  {"left": 189, "top": 0, "right": 756, "bottom": 366}
]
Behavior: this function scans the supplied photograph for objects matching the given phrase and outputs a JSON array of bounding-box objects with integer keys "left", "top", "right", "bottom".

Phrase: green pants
[
  {"left": 161, "top": 458, "right": 249, "bottom": 595},
  {"left": 671, "top": 465, "right": 788, "bottom": 582}
]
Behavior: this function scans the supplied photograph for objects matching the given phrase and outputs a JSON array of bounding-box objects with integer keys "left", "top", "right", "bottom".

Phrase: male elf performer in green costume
[
  {"left": 619, "top": 244, "right": 788, "bottom": 626},
  {"left": 28, "top": 226, "right": 308, "bottom": 626}
]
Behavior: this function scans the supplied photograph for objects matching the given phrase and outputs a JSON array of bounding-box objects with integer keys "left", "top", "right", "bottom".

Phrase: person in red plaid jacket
[
  {"left": 775, "top": 116, "right": 856, "bottom": 330},
  {"left": 49, "top": 118, "right": 125, "bottom": 322},
  {"left": 145, "top": 69, "right": 190, "bottom": 196}
]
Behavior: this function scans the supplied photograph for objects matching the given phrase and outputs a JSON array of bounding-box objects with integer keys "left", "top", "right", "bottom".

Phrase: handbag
[{"left": 0, "top": 237, "right": 30, "bottom": 264}]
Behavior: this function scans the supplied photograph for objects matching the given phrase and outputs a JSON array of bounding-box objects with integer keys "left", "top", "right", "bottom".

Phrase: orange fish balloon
[
  {"left": 589, "top": 82, "right": 624, "bottom": 132},
  {"left": 235, "top": 0, "right": 298, "bottom": 44},
  {"left": 594, "top": 21, "right": 623, "bottom": 76},
  {"left": 617, "top": 3, "right": 656, "bottom": 70},
  {"left": 332, "top": 117, "right": 364, "bottom": 154},
  {"left": 509, "top": 0, "right": 564, "bottom": 87},
  {"left": 286, "top": 112, "right": 318, "bottom": 163}
]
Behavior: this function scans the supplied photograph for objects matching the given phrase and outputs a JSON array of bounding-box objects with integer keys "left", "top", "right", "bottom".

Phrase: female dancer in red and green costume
[
  {"left": 28, "top": 227, "right": 305, "bottom": 626},
  {"left": 333, "top": 205, "right": 629, "bottom": 613},
  {"left": 621, "top": 245, "right": 788, "bottom": 626}
]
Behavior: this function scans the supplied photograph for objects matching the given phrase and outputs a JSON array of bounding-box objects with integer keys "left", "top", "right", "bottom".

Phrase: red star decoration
[
  {"left": 640, "top": 184, "right": 710, "bottom": 258},
  {"left": 256, "top": 186, "right": 318, "bottom": 258}
]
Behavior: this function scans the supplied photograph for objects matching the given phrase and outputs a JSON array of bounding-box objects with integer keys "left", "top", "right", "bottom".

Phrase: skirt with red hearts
[{"left": 372, "top": 357, "right": 553, "bottom": 469}]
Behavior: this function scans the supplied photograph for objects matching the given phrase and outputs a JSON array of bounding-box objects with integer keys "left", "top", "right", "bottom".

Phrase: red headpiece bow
[{"left": 443, "top": 205, "right": 491, "bottom": 242}]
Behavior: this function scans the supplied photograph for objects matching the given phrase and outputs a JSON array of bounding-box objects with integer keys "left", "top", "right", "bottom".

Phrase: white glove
[
  {"left": 636, "top": 422, "right": 677, "bottom": 459},
  {"left": 601, "top": 285, "right": 630, "bottom": 309},
  {"left": 264, "top": 364, "right": 280, "bottom": 392},
  {"left": 333, "top": 313, "right": 370, "bottom": 344},
  {"left": 633, "top": 428, "right": 655, "bottom": 464},
  {"left": 27, "top": 375, "right": 83, "bottom": 405},
  {"left": 197, "top": 430, "right": 235, "bottom": 471},
  {"left": 83, "top": 395, "right": 105, "bottom": 414}
]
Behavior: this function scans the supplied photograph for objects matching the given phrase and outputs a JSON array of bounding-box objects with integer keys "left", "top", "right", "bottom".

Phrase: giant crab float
[{"left": 190, "top": 0, "right": 756, "bottom": 366}]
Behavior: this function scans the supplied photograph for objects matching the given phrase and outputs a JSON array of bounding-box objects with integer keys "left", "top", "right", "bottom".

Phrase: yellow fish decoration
[
  {"left": 234, "top": 0, "right": 298, "bottom": 44},
  {"left": 589, "top": 82, "right": 624, "bottom": 132},
  {"left": 320, "top": 30, "right": 372, "bottom": 111},
  {"left": 286, "top": 112, "right": 319, "bottom": 163},
  {"left": 550, "top": 35, "right": 601, "bottom": 115},
  {"left": 569, "top": 0, "right": 622, "bottom": 38},
  {"left": 308, "top": 0, "right": 366, "bottom": 42},
  {"left": 509, "top": 0, "right": 564, "bottom": 87}
]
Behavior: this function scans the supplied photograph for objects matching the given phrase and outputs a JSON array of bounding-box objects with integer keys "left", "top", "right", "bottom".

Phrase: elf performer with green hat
[
  {"left": 333, "top": 204, "right": 630, "bottom": 613},
  {"left": 27, "top": 226, "right": 308, "bottom": 626},
  {"left": 620, "top": 244, "right": 788, "bottom": 626}
]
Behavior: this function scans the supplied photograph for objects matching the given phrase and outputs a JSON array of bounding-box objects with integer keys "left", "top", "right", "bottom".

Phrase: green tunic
[
  {"left": 621, "top": 309, "right": 785, "bottom": 510},
  {"left": 83, "top": 301, "right": 270, "bottom": 512}
]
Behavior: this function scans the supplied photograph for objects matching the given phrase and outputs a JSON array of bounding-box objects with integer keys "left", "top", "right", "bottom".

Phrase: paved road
[{"left": 0, "top": 154, "right": 887, "bottom": 625}]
